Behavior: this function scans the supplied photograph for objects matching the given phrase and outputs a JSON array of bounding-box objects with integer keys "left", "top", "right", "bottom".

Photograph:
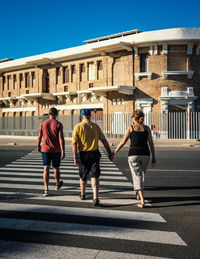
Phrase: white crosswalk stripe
[
  {"left": 0, "top": 240, "right": 171, "bottom": 259},
  {"left": 0, "top": 146, "right": 187, "bottom": 258}
]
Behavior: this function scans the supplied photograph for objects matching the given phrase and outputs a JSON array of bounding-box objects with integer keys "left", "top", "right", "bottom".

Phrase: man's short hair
[
  {"left": 49, "top": 107, "right": 58, "bottom": 116},
  {"left": 80, "top": 109, "right": 91, "bottom": 116}
]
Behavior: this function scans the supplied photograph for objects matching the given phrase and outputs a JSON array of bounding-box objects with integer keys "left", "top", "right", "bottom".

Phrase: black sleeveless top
[{"left": 128, "top": 125, "right": 150, "bottom": 156}]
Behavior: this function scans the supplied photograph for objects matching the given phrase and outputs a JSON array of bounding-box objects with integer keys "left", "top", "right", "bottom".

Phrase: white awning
[
  {"left": 19, "top": 93, "right": 56, "bottom": 101},
  {"left": 52, "top": 92, "right": 76, "bottom": 96},
  {"left": 90, "top": 86, "right": 135, "bottom": 96},
  {"left": 55, "top": 103, "right": 103, "bottom": 111},
  {"left": 2, "top": 107, "right": 36, "bottom": 113},
  {"left": 0, "top": 97, "right": 14, "bottom": 101}
]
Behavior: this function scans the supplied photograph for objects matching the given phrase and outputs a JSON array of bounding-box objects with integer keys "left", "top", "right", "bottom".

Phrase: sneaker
[
  {"left": 80, "top": 194, "right": 86, "bottom": 200},
  {"left": 43, "top": 190, "right": 49, "bottom": 197},
  {"left": 56, "top": 180, "right": 63, "bottom": 190},
  {"left": 93, "top": 198, "right": 100, "bottom": 207}
]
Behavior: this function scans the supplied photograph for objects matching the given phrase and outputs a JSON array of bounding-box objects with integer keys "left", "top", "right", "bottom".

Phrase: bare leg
[
  {"left": 43, "top": 166, "right": 50, "bottom": 191},
  {"left": 80, "top": 179, "right": 87, "bottom": 196},
  {"left": 91, "top": 177, "right": 99, "bottom": 200},
  {"left": 136, "top": 191, "right": 140, "bottom": 200},
  {"left": 54, "top": 167, "right": 60, "bottom": 186},
  {"left": 137, "top": 189, "right": 145, "bottom": 208}
]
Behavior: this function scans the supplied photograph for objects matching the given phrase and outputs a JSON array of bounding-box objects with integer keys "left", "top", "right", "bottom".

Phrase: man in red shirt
[{"left": 37, "top": 108, "right": 65, "bottom": 196}]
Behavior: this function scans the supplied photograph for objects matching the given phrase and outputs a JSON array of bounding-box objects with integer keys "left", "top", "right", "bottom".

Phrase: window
[
  {"left": 64, "top": 86, "right": 68, "bottom": 92},
  {"left": 25, "top": 73, "right": 30, "bottom": 88},
  {"left": 140, "top": 54, "right": 149, "bottom": 72},
  {"left": 56, "top": 67, "right": 60, "bottom": 84},
  {"left": 63, "top": 66, "right": 69, "bottom": 83},
  {"left": 80, "top": 64, "right": 85, "bottom": 81},
  {"left": 71, "top": 65, "right": 76, "bottom": 82},
  {"left": 13, "top": 74, "right": 17, "bottom": 89},
  {"left": 31, "top": 72, "right": 35, "bottom": 87},
  {"left": 8, "top": 92, "right": 11, "bottom": 97},
  {"left": 89, "top": 83, "right": 93, "bottom": 88},
  {"left": 71, "top": 65, "right": 76, "bottom": 74},
  {"left": 80, "top": 63, "right": 85, "bottom": 73},
  {"left": 97, "top": 60, "right": 103, "bottom": 70},
  {"left": 2, "top": 76, "right": 5, "bottom": 91},
  {"left": 45, "top": 71, "right": 49, "bottom": 93},
  {"left": 7, "top": 75, "right": 11, "bottom": 90},
  {"left": 97, "top": 60, "right": 103, "bottom": 80},
  {"left": 19, "top": 73, "right": 23, "bottom": 88},
  {"left": 88, "top": 62, "right": 95, "bottom": 81}
]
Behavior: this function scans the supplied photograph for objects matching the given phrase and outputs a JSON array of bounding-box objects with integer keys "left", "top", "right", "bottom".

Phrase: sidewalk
[{"left": 0, "top": 135, "right": 200, "bottom": 149}]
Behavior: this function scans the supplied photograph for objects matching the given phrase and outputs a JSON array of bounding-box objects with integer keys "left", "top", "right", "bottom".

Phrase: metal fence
[{"left": 0, "top": 112, "right": 200, "bottom": 139}]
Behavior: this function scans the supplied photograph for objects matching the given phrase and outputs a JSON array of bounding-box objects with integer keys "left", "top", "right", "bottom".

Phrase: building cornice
[{"left": 1, "top": 28, "right": 200, "bottom": 72}]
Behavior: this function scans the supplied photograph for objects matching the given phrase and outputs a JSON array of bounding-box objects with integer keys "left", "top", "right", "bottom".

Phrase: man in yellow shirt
[{"left": 72, "top": 108, "right": 112, "bottom": 206}]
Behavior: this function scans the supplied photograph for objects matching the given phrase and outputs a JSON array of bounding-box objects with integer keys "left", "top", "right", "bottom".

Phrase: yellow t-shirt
[{"left": 72, "top": 119, "right": 105, "bottom": 151}]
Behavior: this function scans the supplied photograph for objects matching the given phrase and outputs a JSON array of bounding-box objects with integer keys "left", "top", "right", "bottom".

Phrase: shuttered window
[
  {"left": 25, "top": 73, "right": 30, "bottom": 88},
  {"left": 3, "top": 76, "right": 5, "bottom": 90},
  {"left": 88, "top": 62, "right": 95, "bottom": 81},
  {"left": 140, "top": 54, "right": 149, "bottom": 72},
  {"left": 7, "top": 75, "right": 11, "bottom": 90},
  {"left": 19, "top": 74, "right": 23, "bottom": 88},
  {"left": 13, "top": 74, "right": 16, "bottom": 89},
  {"left": 63, "top": 66, "right": 69, "bottom": 83}
]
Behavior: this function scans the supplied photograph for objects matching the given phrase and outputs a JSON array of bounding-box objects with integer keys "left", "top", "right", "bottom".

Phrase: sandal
[
  {"left": 80, "top": 194, "right": 86, "bottom": 200},
  {"left": 137, "top": 203, "right": 145, "bottom": 208}
]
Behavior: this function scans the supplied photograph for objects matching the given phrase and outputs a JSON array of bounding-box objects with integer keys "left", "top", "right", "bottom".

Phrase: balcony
[
  {"left": 0, "top": 97, "right": 16, "bottom": 106},
  {"left": 20, "top": 93, "right": 56, "bottom": 101},
  {"left": 89, "top": 85, "right": 135, "bottom": 96},
  {"left": 135, "top": 72, "right": 153, "bottom": 80},
  {"left": 162, "top": 71, "right": 194, "bottom": 79}
]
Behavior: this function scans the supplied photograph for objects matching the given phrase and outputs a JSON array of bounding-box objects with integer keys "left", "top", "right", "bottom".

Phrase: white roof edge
[
  {"left": 83, "top": 29, "right": 141, "bottom": 43},
  {"left": 1, "top": 28, "right": 200, "bottom": 71}
]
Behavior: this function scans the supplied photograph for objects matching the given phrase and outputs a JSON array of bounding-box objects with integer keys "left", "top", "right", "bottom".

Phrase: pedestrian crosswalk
[{"left": 0, "top": 146, "right": 187, "bottom": 258}]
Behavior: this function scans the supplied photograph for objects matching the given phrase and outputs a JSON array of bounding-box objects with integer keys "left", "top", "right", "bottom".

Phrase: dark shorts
[
  {"left": 78, "top": 149, "right": 101, "bottom": 181},
  {"left": 41, "top": 152, "right": 61, "bottom": 168}
]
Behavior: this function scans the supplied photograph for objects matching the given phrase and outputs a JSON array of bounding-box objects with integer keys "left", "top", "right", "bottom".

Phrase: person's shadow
[{"left": 145, "top": 185, "right": 200, "bottom": 208}]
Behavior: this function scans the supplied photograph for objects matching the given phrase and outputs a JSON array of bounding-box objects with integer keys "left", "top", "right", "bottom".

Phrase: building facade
[{"left": 1, "top": 28, "right": 200, "bottom": 118}]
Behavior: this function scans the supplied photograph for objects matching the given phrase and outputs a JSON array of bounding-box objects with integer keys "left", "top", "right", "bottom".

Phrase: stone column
[
  {"left": 188, "top": 101, "right": 194, "bottom": 112},
  {"left": 161, "top": 101, "right": 168, "bottom": 113}
]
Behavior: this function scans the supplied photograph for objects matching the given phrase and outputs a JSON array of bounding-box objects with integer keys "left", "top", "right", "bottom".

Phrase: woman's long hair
[{"left": 132, "top": 109, "right": 144, "bottom": 124}]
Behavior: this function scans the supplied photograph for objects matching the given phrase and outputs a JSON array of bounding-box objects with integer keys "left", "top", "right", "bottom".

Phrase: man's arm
[
  {"left": 37, "top": 127, "right": 43, "bottom": 152},
  {"left": 59, "top": 128, "right": 65, "bottom": 160},
  {"left": 72, "top": 142, "right": 79, "bottom": 166},
  {"left": 100, "top": 138, "right": 112, "bottom": 160}
]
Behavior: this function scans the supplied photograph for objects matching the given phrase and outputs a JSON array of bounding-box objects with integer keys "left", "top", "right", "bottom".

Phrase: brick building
[{"left": 1, "top": 27, "right": 200, "bottom": 118}]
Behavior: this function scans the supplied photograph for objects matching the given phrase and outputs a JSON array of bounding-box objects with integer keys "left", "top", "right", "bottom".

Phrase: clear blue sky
[{"left": 1, "top": 0, "right": 200, "bottom": 60}]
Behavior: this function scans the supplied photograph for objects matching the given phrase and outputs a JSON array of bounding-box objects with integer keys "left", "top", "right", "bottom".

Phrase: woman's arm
[
  {"left": 113, "top": 126, "right": 131, "bottom": 155},
  {"left": 147, "top": 126, "right": 156, "bottom": 166}
]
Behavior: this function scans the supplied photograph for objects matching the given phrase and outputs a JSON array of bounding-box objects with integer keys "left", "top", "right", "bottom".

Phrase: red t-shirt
[{"left": 39, "top": 118, "right": 63, "bottom": 153}]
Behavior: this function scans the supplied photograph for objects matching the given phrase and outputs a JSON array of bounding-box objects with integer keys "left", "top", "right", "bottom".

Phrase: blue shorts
[{"left": 41, "top": 152, "right": 61, "bottom": 168}]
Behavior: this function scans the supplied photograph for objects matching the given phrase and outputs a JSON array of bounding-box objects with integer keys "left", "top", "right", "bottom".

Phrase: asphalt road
[
  {"left": 114, "top": 147, "right": 200, "bottom": 259},
  {"left": 0, "top": 144, "right": 199, "bottom": 258}
]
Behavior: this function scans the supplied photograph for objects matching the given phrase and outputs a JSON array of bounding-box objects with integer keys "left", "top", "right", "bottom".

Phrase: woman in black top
[{"left": 112, "top": 109, "right": 156, "bottom": 208}]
